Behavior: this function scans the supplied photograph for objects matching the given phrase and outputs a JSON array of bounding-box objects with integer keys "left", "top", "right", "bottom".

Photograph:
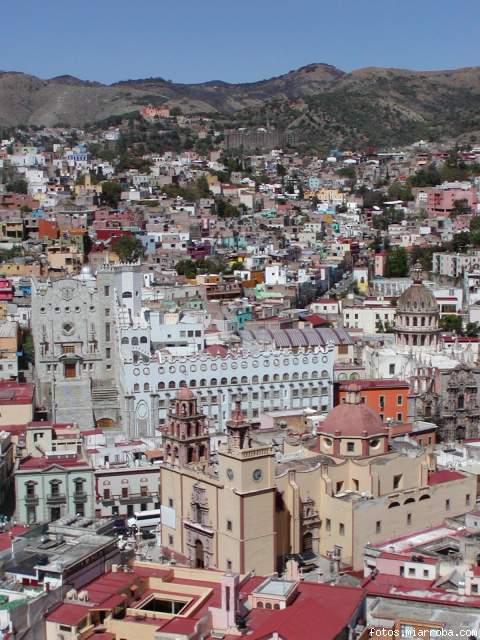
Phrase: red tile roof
[
  {"left": 204, "top": 344, "right": 228, "bottom": 357},
  {"left": 428, "top": 470, "right": 466, "bottom": 485},
  {"left": 0, "top": 382, "right": 33, "bottom": 405},
  {"left": 0, "top": 526, "right": 30, "bottom": 552},
  {"left": 47, "top": 603, "right": 90, "bottom": 626},
  {"left": 18, "top": 455, "right": 90, "bottom": 471},
  {"left": 364, "top": 573, "right": 480, "bottom": 607},
  {"left": 242, "top": 582, "right": 363, "bottom": 640}
]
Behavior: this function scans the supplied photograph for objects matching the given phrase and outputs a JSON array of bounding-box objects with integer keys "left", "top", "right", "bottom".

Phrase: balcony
[
  {"left": 24, "top": 495, "right": 39, "bottom": 506},
  {"left": 73, "top": 492, "right": 88, "bottom": 504},
  {"left": 119, "top": 494, "right": 151, "bottom": 505},
  {"left": 46, "top": 493, "right": 66, "bottom": 504}
]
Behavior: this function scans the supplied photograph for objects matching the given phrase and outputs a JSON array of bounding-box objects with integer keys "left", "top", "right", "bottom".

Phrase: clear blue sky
[{"left": 1, "top": 0, "right": 479, "bottom": 84}]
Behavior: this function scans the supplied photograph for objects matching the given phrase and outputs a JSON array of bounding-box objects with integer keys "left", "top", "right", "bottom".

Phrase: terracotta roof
[
  {"left": 243, "top": 582, "right": 363, "bottom": 640},
  {"left": 0, "top": 526, "right": 30, "bottom": 552},
  {"left": 320, "top": 402, "right": 386, "bottom": 437},
  {"left": 0, "top": 382, "right": 33, "bottom": 405},
  {"left": 18, "top": 455, "right": 90, "bottom": 471},
  {"left": 203, "top": 344, "right": 228, "bottom": 357},
  {"left": 176, "top": 387, "right": 195, "bottom": 400},
  {"left": 47, "top": 603, "right": 89, "bottom": 626},
  {"left": 428, "top": 470, "right": 466, "bottom": 485}
]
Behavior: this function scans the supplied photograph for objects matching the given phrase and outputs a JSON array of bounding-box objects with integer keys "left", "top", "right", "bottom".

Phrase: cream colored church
[{"left": 160, "top": 382, "right": 475, "bottom": 572}]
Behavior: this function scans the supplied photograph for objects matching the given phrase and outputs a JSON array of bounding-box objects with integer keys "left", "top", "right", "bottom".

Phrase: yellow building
[
  {"left": 0, "top": 381, "right": 34, "bottom": 426},
  {"left": 275, "top": 385, "right": 476, "bottom": 569},
  {"left": 46, "top": 244, "right": 82, "bottom": 273},
  {"left": 160, "top": 389, "right": 276, "bottom": 575},
  {"left": 160, "top": 386, "right": 476, "bottom": 573}
]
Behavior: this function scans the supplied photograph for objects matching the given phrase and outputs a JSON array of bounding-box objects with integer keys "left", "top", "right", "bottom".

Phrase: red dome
[
  {"left": 320, "top": 402, "right": 385, "bottom": 437},
  {"left": 176, "top": 387, "right": 194, "bottom": 400}
]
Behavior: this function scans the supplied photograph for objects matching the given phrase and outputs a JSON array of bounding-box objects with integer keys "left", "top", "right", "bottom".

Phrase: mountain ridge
[{"left": 0, "top": 63, "right": 479, "bottom": 149}]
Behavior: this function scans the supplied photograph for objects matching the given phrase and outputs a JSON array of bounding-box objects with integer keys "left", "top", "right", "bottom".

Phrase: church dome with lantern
[
  {"left": 394, "top": 262, "right": 440, "bottom": 349},
  {"left": 318, "top": 384, "right": 389, "bottom": 458}
]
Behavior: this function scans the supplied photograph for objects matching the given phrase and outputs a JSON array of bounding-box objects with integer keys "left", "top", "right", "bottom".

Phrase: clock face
[
  {"left": 253, "top": 468, "right": 263, "bottom": 482},
  {"left": 226, "top": 468, "right": 234, "bottom": 481}
]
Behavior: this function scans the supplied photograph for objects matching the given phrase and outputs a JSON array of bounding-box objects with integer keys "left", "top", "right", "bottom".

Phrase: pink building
[
  {"left": 374, "top": 251, "right": 387, "bottom": 277},
  {"left": 426, "top": 182, "right": 478, "bottom": 217}
]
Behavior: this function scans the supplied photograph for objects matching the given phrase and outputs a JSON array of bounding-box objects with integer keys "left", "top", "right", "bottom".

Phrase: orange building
[
  {"left": 336, "top": 379, "right": 410, "bottom": 423},
  {"left": 38, "top": 218, "right": 60, "bottom": 241}
]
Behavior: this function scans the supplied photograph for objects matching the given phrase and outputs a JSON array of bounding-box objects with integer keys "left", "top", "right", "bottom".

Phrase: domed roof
[
  {"left": 320, "top": 385, "right": 385, "bottom": 437},
  {"left": 397, "top": 262, "right": 438, "bottom": 314},
  {"left": 176, "top": 387, "right": 194, "bottom": 400}
]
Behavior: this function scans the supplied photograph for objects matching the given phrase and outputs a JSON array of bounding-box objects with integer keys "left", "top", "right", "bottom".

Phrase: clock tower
[{"left": 217, "top": 401, "right": 276, "bottom": 575}]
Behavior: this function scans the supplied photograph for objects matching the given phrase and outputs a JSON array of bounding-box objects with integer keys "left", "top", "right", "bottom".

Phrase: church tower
[
  {"left": 163, "top": 387, "right": 210, "bottom": 467},
  {"left": 217, "top": 400, "right": 276, "bottom": 575}
]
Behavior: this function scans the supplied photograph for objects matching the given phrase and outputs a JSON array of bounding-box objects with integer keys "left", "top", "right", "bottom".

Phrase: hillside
[{"left": 0, "top": 64, "right": 480, "bottom": 148}]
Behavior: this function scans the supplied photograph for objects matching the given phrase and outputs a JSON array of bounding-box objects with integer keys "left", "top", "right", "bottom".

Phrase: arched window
[
  {"left": 404, "top": 497, "right": 415, "bottom": 505},
  {"left": 134, "top": 383, "right": 140, "bottom": 392},
  {"left": 292, "top": 372, "right": 299, "bottom": 381},
  {"left": 131, "top": 337, "right": 139, "bottom": 346},
  {"left": 388, "top": 502, "right": 400, "bottom": 508},
  {"left": 168, "top": 381, "right": 176, "bottom": 389},
  {"left": 122, "top": 291, "right": 132, "bottom": 298},
  {"left": 265, "top": 602, "right": 272, "bottom": 610},
  {"left": 221, "top": 377, "right": 228, "bottom": 385},
  {"left": 241, "top": 376, "right": 248, "bottom": 384},
  {"left": 303, "top": 531, "right": 313, "bottom": 552},
  {"left": 302, "top": 372, "right": 308, "bottom": 380},
  {"left": 419, "top": 494, "right": 431, "bottom": 501},
  {"left": 231, "top": 377, "right": 238, "bottom": 385},
  {"left": 190, "top": 379, "right": 196, "bottom": 387},
  {"left": 283, "top": 373, "right": 289, "bottom": 381},
  {"left": 144, "top": 383, "right": 150, "bottom": 392},
  {"left": 140, "top": 336, "right": 148, "bottom": 344},
  {"left": 200, "top": 379, "right": 207, "bottom": 387},
  {"left": 263, "top": 374, "right": 270, "bottom": 383},
  {"left": 321, "top": 370, "right": 329, "bottom": 378},
  {"left": 273, "top": 374, "right": 280, "bottom": 382},
  {"left": 210, "top": 378, "right": 217, "bottom": 386},
  {"left": 257, "top": 602, "right": 264, "bottom": 609},
  {"left": 121, "top": 337, "right": 129, "bottom": 344},
  {"left": 252, "top": 375, "right": 259, "bottom": 384},
  {"left": 312, "top": 371, "right": 318, "bottom": 379},
  {"left": 158, "top": 381, "right": 165, "bottom": 390}
]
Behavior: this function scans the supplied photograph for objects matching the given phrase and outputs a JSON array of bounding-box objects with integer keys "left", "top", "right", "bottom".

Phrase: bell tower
[
  {"left": 163, "top": 387, "right": 210, "bottom": 467},
  {"left": 217, "top": 400, "right": 276, "bottom": 575},
  {"left": 226, "top": 400, "right": 253, "bottom": 452}
]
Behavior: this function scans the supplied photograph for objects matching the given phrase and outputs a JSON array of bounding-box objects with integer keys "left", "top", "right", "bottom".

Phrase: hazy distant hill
[{"left": 1, "top": 63, "right": 480, "bottom": 148}]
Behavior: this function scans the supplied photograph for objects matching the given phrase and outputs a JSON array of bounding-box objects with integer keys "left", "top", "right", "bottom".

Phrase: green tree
[
  {"left": 22, "top": 329, "right": 34, "bottom": 363},
  {"left": 388, "top": 182, "right": 413, "bottom": 202},
  {"left": 6, "top": 178, "right": 28, "bottom": 194},
  {"left": 450, "top": 231, "right": 471, "bottom": 253},
  {"left": 101, "top": 181, "right": 122, "bottom": 208},
  {"left": 195, "top": 175, "right": 211, "bottom": 198},
  {"left": 410, "top": 245, "right": 435, "bottom": 272},
  {"left": 465, "top": 322, "right": 480, "bottom": 337},
  {"left": 385, "top": 246, "right": 409, "bottom": 277},
  {"left": 112, "top": 235, "right": 145, "bottom": 263},
  {"left": 408, "top": 164, "right": 441, "bottom": 188},
  {"left": 439, "top": 314, "right": 462, "bottom": 334},
  {"left": 450, "top": 198, "right": 471, "bottom": 218},
  {"left": 176, "top": 259, "right": 197, "bottom": 278}
]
